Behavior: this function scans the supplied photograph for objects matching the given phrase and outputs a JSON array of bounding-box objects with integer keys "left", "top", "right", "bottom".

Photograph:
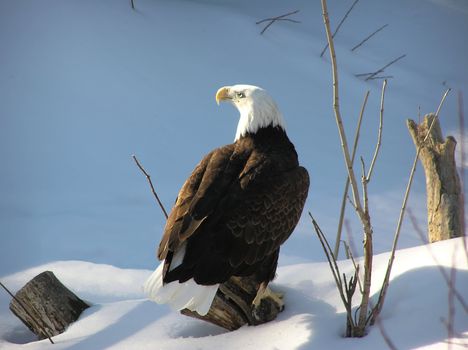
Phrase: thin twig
[
  {"left": 351, "top": 24, "right": 389, "bottom": 52},
  {"left": 365, "top": 55, "right": 406, "bottom": 81},
  {"left": 458, "top": 91, "right": 467, "bottom": 262},
  {"left": 360, "top": 156, "right": 368, "bottom": 213},
  {"left": 321, "top": 0, "right": 363, "bottom": 217},
  {"left": 424, "top": 90, "right": 451, "bottom": 142},
  {"left": 0, "top": 281, "right": 55, "bottom": 344},
  {"left": 367, "top": 79, "right": 387, "bottom": 182},
  {"left": 346, "top": 195, "right": 358, "bottom": 211},
  {"left": 334, "top": 90, "right": 369, "bottom": 259},
  {"left": 132, "top": 155, "right": 169, "bottom": 219},
  {"left": 256, "top": 10, "right": 300, "bottom": 35},
  {"left": 342, "top": 239, "right": 363, "bottom": 294},
  {"left": 368, "top": 76, "right": 393, "bottom": 81},
  {"left": 309, "top": 213, "right": 356, "bottom": 330},
  {"left": 130, "top": 0, "right": 135, "bottom": 10},
  {"left": 344, "top": 219, "right": 359, "bottom": 266},
  {"left": 355, "top": 55, "right": 406, "bottom": 81},
  {"left": 320, "top": 0, "right": 360, "bottom": 57},
  {"left": 371, "top": 88, "right": 451, "bottom": 325}
]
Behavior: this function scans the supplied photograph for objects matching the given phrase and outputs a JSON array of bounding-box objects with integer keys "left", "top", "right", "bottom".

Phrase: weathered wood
[
  {"left": 9, "top": 271, "right": 89, "bottom": 340},
  {"left": 407, "top": 114, "right": 464, "bottom": 242},
  {"left": 181, "top": 275, "right": 283, "bottom": 330}
]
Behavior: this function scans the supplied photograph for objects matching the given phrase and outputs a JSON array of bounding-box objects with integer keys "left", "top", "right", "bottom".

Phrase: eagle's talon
[{"left": 252, "top": 285, "right": 284, "bottom": 310}]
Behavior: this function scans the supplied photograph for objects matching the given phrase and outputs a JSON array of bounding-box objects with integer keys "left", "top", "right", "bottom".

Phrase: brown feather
[{"left": 156, "top": 126, "right": 309, "bottom": 285}]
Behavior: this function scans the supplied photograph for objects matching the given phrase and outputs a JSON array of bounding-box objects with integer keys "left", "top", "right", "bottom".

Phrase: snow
[
  {"left": 1, "top": 239, "right": 467, "bottom": 349},
  {"left": 0, "top": 0, "right": 467, "bottom": 348}
]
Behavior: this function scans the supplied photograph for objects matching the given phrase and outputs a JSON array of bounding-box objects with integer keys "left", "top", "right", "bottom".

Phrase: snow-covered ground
[
  {"left": 1, "top": 238, "right": 467, "bottom": 349},
  {"left": 0, "top": 0, "right": 467, "bottom": 348}
]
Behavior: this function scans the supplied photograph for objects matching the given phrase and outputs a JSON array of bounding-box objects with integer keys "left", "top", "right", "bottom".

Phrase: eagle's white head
[{"left": 215, "top": 84, "right": 286, "bottom": 141}]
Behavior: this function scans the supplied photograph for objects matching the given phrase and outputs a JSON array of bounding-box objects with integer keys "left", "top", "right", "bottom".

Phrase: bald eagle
[{"left": 144, "top": 85, "right": 309, "bottom": 316}]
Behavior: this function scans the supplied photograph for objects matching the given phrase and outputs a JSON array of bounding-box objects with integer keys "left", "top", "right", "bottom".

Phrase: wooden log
[
  {"left": 407, "top": 114, "right": 464, "bottom": 242},
  {"left": 181, "top": 275, "right": 283, "bottom": 330},
  {"left": 9, "top": 271, "right": 90, "bottom": 340}
]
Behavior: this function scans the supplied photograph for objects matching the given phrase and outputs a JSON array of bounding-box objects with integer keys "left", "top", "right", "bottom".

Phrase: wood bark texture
[
  {"left": 407, "top": 113, "right": 464, "bottom": 242},
  {"left": 181, "top": 275, "right": 282, "bottom": 330},
  {"left": 9, "top": 271, "right": 89, "bottom": 340}
]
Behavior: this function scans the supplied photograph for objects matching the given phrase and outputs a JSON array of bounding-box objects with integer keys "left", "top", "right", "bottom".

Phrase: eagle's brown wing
[
  {"left": 174, "top": 162, "right": 309, "bottom": 285},
  {"left": 221, "top": 166, "right": 309, "bottom": 268},
  {"left": 157, "top": 140, "right": 309, "bottom": 285},
  {"left": 157, "top": 143, "right": 242, "bottom": 260}
]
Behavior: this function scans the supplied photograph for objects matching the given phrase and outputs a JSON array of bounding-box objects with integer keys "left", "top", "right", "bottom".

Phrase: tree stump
[
  {"left": 9, "top": 271, "right": 89, "bottom": 340},
  {"left": 181, "top": 275, "right": 283, "bottom": 330},
  {"left": 407, "top": 114, "right": 465, "bottom": 242}
]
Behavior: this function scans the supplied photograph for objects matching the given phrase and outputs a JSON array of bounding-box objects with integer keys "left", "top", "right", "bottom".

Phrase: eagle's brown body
[{"left": 158, "top": 126, "right": 309, "bottom": 287}]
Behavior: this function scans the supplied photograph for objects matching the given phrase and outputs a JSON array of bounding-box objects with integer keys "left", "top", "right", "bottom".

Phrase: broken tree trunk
[
  {"left": 407, "top": 113, "right": 465, "bottom": 242},
  {"left": 181, "top": 275, "right": 283, "bottom": 330},
  {"left": 9, "top": 271, "right": 90, "bottom": 340}
]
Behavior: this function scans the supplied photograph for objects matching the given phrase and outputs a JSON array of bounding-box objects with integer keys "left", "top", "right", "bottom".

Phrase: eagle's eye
[{"left": 236, "top": 92, "right": 246, "bottom": 99}]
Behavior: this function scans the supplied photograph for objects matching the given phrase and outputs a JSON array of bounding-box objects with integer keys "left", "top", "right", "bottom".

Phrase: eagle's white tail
[{"left": 144, "top": 262, "right": 219, "bottom": 316}]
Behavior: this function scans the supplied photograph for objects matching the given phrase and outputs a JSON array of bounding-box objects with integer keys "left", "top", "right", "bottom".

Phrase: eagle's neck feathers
[{"left": 234, "top": 92, "right": 285, "bottom": 141}]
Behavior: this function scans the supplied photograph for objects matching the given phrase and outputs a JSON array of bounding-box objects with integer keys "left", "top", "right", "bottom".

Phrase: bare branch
[
  {"left": 367, "top": 75, "right": 393, "bottom": 81},
  {"left": 320, "top": 0, "right": 360, "bottom": 57},
  {"left": 309, "top": 213, "right": 356, "bottom": 332},
  {"left": 132, "top": 154, "right": 169, "bottom": 219},
  {"left": 334, "top": 90, "right": 370, "bottom": 258},
  {"left": 321, "top": 0, "right": 364, "bottom": 217},
  {"left": 130, "top": 0, "right": 135, "bottom": 10},
  {"left": 355, "top": 55, "right": 406, "bottom": 81},
  {"left": 0, "top": 281, "right": 55, "bottom": 344},
  {"left": 321, "top": 0, "right": 377, "bottom": 336},
  {"left": 256, "top": 10, "right": 300, "bottom": 35},
  {"left": 367, "top": 79, "right": 387, "bottom": 182},
  {"left": 351, "top": 24, "right": 389, "bottom": 52},
  {"left": 371, "top": 88, "right": 451, "bottom": 325},
  {"left": 365, "top": 55, "right": 406, "bottom": 81}
]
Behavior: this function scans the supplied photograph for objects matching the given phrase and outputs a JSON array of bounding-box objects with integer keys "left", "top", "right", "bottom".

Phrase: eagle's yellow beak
[{"left": 215, "top": 86, "right": 231, "bottom": 105}]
